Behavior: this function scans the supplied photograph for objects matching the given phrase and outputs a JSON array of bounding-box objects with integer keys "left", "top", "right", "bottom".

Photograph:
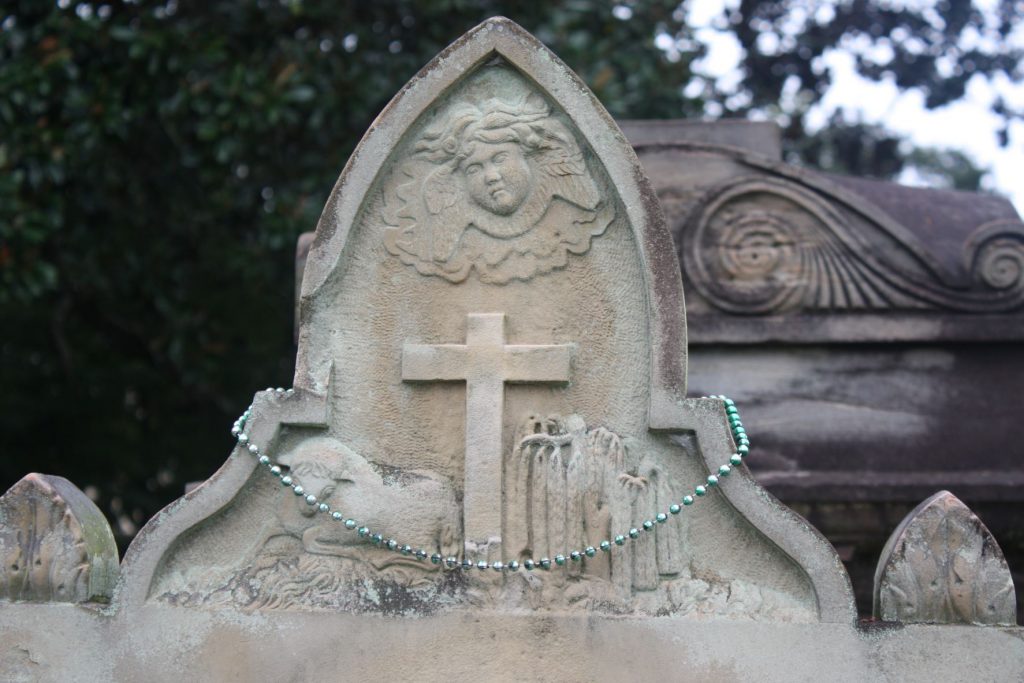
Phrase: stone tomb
[{"left": 1, "top": 18, "right": 1022, "bottom": 681}]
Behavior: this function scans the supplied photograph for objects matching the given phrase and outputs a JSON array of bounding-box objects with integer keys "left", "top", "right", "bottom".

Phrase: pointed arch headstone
[
  {"left": 111, "top": 17, "right": 854, "bottom": 624},
  {"left": 874, "top": 490, "right": 1017, "bottom": 625}
]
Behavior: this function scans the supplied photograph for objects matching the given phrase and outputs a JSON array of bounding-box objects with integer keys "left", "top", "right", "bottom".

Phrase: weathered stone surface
[
  {"left": 2, "top": 603, "right": 1024, "bottom": 682},
  {"left": 0, "top": 473, "right": 118, "bottom": 603},
  {"left": 874, "top": 490, "right": 1016, "bottom": 625}
]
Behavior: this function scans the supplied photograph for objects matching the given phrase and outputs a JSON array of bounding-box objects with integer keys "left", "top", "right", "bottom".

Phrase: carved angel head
[
  {"left": 383, "top": 89, "right": 611, "bottom": 284},
  {"left": 414, "top": 94, "right": 587, "bottom": 229}
]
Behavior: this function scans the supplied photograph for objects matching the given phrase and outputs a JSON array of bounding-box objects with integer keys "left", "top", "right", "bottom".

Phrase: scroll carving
[
  {"left": 873, "top": 490, "right": 1016, "bottom": 625},
  {"left": 382, "top": 85, "right": 615, "bottom": 284},
  {"left": 683, "top": 177, "right": 1024, "bottom": 314},
  {"left": 0, "top": 473, "right": 119, "bottom": 603}
]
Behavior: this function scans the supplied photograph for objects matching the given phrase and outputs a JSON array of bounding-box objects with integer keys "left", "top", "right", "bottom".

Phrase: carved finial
[
  {"left": 873, "top": 490, "right": 1016, "bottom": 625},
  {"left": 0, "top": 473, "right": 119, "bottom": 603}
]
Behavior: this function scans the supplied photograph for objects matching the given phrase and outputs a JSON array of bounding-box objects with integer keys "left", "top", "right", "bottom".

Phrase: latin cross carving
[{"left": 402, "top": 313, "right": 573, "bottom": 559}]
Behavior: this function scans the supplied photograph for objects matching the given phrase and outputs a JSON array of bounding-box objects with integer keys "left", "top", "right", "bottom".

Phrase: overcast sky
[{"left": 674, "top": 0, "right": 1024, "bottom": 214}]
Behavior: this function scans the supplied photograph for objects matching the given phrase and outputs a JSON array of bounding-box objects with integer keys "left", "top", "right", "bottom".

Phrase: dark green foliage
[
  {"left": 0, "top": 1, "right": 1017, "bottom": 549},
  {"left": 0, "top": 0, "right": 700, "bottom": 548},
  {"left": 722, "top": 0, "right": 1021, "bottom": 180}
]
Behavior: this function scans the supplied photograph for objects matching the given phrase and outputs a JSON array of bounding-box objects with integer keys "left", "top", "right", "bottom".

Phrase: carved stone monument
[
  {"left": 622, "top": 119, "right": 1024, "bottom": 617},
  {"left": 1, "top": 18, "right": 1021, "bottom": 681}
]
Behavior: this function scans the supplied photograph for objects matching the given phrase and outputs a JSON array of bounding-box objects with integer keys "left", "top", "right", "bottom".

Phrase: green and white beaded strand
[{"left": 232, "top": 392, "right": 751, "bottom": 573}]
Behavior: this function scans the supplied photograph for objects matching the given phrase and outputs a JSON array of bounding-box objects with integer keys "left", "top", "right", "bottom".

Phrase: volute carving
[{"left": 683, "top": 176, "right": 1024, "bottom": 314}]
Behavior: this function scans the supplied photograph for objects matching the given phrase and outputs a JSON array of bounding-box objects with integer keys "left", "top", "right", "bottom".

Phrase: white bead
[{"left": 247, "top": 444, "right": 259, "bottom": 453}]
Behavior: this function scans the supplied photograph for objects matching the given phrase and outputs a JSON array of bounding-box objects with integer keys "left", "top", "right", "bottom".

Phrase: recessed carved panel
[
  {"left": 382, "top": 77, "right": 614, "bottom": 284},
  {"left": 157, "top": 422, "right": 809, "bottom": 620}
]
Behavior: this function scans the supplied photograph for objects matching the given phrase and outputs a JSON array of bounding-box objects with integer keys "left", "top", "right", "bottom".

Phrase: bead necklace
[{"left": 232, "top": 392, "right": 750, "bottom": 573}]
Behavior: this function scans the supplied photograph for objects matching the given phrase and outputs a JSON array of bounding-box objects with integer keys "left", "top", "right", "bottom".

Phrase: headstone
[
  {"left": 141, "top": 16, "right": 848, "bottom": 621},
  {"left": 874, "top": 490, "right": 1016, "bottom": 625},
  {"left": 1, "top": 18, "right": 1022, "bottom": 681}
]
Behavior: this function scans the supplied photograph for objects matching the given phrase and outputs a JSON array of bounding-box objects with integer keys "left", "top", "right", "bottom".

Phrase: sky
[{"left": 674, "top": 0, "right": 1024, "bottom": 214}]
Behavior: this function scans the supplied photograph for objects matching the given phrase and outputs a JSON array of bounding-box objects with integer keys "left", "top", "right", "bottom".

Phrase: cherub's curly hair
[{"left": 415, "top": 94, "right": 573, "bottom": 167}]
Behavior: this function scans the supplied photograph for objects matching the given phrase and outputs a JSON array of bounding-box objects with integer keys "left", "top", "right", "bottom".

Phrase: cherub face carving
[
  {"left": 382, "top": 83, "right": 615, "bottom": 284},
  {"left": 460, "top": 141, "right": 534, "bottom": 216}
]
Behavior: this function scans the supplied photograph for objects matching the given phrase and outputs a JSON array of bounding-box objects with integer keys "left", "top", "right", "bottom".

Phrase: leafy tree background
[{"left": 1, "top": 0, "right": 1021, "bottom": 554}]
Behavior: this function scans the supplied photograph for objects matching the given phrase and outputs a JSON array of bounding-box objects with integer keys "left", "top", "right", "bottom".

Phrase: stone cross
[{"left": 402, "top": 312, "right": 572, "bottom": 558}]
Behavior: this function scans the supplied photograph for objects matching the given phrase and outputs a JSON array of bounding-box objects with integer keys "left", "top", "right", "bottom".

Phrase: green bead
[
  {"left": 600, "top": 540, "right": 611, "bottom": 551},
  {"left": 669, "top": 504, "right": 681, "bottom": 514},
  {"left": 585, "top": 546, "right": 596, "bottom": 557},
  {"left": 629, "top": 528, "right": 640, "bottom": 539},
  {"left": 387, "top": 539, "right": 398, "bottom": 550},
  {"left": 719, "top": 464, "right": 732, "bottom": 476},
  {"left": 431, "top": 553, "right": 442, "bottom": 564},
  {"left": 344, "top": 519, "right": 357, "bottom": 529},
  {"left": 642, "top": 520, "right": 654, "bottom": 530},
  {"left": 615, "top": 535, "right": 626, "bottom": 545},
  {"left": 540, "top": 557, "right": 552, "bottom": 569},
  {"left": 357, "top": 526, "right": 370, "bottom": 537},
  {"left": 695, "top": 485, "right": 707, "bottom": 497},
  {"left": 737, "top": 445, "right": 749, "bottom": 456},
  {"left": 656, "top": 513, "right": 668, "bottom": 523},
  {"left": 524, "top": 559, "right": 535, "bottom": 570},
  {"left": 726, "top": 406, "right": 738, "bottom": 415},
  {"left": 508, "top": 560, "right": 519, "bottom": 571},
  {"left": 570, "top": 551, "right": 581, "bottom": 562},
  {"left": 683, "top": 495, "right": 694, "bottom": 506},
  {"left": 730, "top": 454, "right": 742, "bottom": 466},
  {"left": 400, "top": 545, "right": 412, "bottom": 555},
  {"left": 555, "top": 554, "right": 566, "bottom": 565},
  {"left": 707, "top": 475, "right": 719, "bottom": 487},
  {"left": 372, "top": 533, "right": 383, "bottom": 545},
  {"left": 723, "top": 398, "right": 735, "bottom": 407}
]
